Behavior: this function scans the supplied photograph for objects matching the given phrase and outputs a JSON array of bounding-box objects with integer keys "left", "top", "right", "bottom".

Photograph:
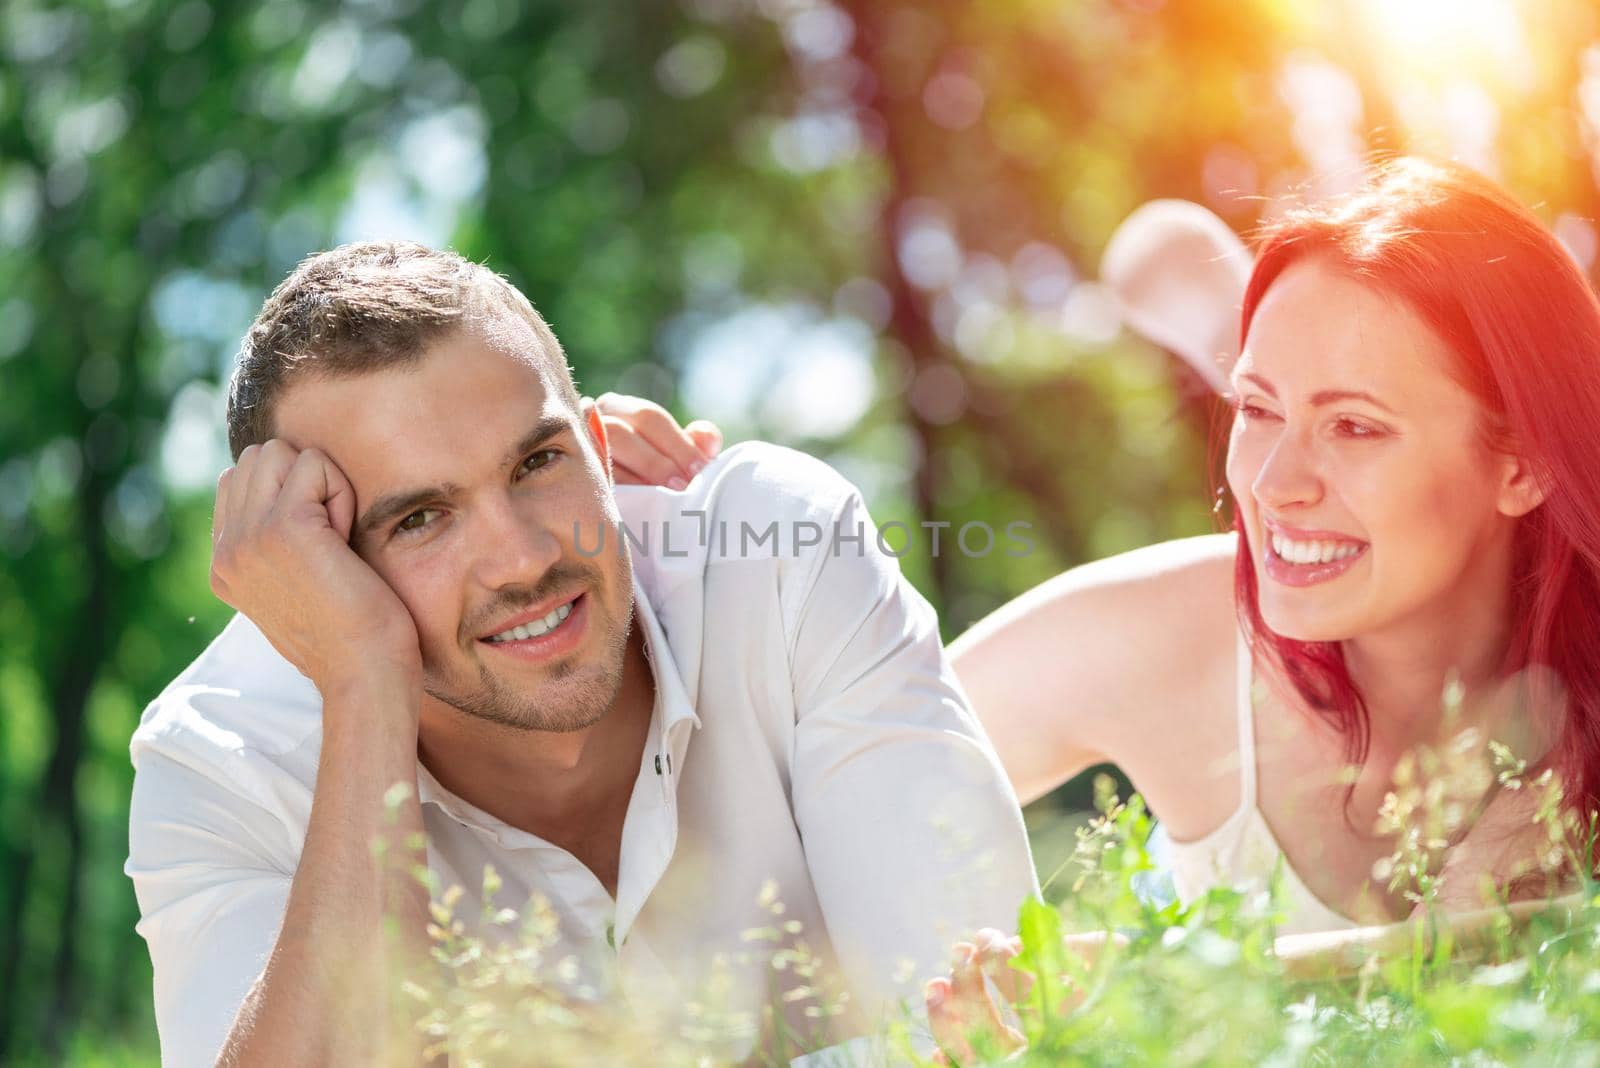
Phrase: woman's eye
[
  {"left": 1335, "top": 418, "right": 1384, "bottom": 439},
  {"left": 397, "top": 508, "right": 441, "bottom": 534},
  {"left": 1234, "top": 399, "right": 1277, "bottom": 421},
  {"left": 518, "top": 448, "right": 559, "bottom": 476}
]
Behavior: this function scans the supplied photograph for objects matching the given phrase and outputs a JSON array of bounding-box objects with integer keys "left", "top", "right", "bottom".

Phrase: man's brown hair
[{"left": 226, "top": 241, "right": 577, "bottom": 459}]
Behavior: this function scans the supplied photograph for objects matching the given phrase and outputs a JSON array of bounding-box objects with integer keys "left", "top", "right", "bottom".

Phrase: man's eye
[
  {"left": 397, "top": 508, "right": 441, "bottom": 534},
  {"left": 518, "top": 449, "right": 559, "bottom": 476}
]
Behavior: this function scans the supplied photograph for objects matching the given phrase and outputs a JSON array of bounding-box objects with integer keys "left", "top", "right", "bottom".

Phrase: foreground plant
[
  {"left": 381, "top": 717, "right": 1599, "bottom": 1067},
  {"left": 939, "top": 740, "right": 1598, "bottom": 1067}
]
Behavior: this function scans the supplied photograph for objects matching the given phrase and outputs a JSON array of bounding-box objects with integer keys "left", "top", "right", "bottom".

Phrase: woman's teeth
[
  {"left": 487, "top": 602, "right": 573, "bottom": 643},
  {"left": 1270, "top": 533, "right": 1364, "bottom": 565}
]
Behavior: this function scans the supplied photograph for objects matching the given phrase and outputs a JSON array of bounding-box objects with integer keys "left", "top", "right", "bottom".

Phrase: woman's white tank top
[{"left": 1158, "top": 631, "right": 1360, "bottom": 936}]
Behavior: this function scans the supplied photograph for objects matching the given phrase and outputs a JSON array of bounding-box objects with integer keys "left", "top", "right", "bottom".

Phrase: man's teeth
[
  {"left": 487, "top": 602, "right": 573, "bottom": 643},
  {"left": 1270, "top": 533, "right": 1364, "bottom": 566}
]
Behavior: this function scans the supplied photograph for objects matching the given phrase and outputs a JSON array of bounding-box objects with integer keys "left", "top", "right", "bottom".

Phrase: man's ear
[
  {"left": 1497, "top": 450, "right": 1548, "bottom": 519},
  {"left": 581, "top": 396, "right": 615, "bottom": 486}
]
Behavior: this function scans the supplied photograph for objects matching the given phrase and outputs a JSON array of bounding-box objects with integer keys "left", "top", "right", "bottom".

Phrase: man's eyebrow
[
  {"left": 1238, "top": 374, "right": 1396, "bottom": 415},
  {"left": 353, "top": 414, "right": 577, "bottom": 544},
  {"left": 354, "top": 482, "right": 465, "bottom": 544},
  {"left": 498, "top": 413, "right": 574, "bottom": 469}
]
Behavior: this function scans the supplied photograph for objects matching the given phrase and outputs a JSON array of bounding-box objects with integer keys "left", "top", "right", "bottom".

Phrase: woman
[{"left": 600, "top": 158, "right": 1599, "bottom": 936}]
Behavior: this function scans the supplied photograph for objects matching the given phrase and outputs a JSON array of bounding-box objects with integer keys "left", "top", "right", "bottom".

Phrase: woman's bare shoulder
[
  {"left": 1064, "top": 531, "right": 1237, "bottom": 594},
  {"left": 1058, "top": 532, "right": 1239, "bottom": 696},
  {"left": 950, "top": 533, "right": 1240, "bottom": 800},
  {"left": 956, "top": 532, "right": 1237, "bottom": 648}
]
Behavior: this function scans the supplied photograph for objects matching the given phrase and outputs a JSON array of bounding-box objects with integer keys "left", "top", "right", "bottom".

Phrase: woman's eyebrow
[
  {"left": 1238, "top": 372, "right": 1277, "bottom": 397},
  {"left": 1238, "top": 373, "right": 1396, "bottom": 414},
  {"left": 1308, "top": 388, "right": 1397, "bottom": 415}
]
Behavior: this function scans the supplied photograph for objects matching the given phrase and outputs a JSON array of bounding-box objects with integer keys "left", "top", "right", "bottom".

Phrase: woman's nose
[{"left": 1252, "top": 432, "right": 1323, "bottom": 513}]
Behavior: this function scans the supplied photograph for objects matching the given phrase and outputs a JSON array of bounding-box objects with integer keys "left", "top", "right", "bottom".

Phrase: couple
[{"left": 128, "top": 157, "right": 1598, "bottom": 1066}]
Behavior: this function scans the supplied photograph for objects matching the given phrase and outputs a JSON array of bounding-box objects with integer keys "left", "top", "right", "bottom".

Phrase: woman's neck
[{"left": 1339, "top": 532, "right": 1518, "bottom": 759}]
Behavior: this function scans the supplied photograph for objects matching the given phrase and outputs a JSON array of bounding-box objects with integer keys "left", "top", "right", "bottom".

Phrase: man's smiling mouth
[
  {"left": 485, "top": 601, "right": 574, "bottom": 642},
  {"left": 478, "top": 591, "right": 585, "bottom": 645}
]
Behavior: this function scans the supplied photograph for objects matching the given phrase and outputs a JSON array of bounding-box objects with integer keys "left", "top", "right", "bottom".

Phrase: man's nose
[
  {"left": 470, "top": 493, "right": 562, "bottom": 590},
  {"left": 1252, "top": 430, "right": 1323, "bottom": 513}
]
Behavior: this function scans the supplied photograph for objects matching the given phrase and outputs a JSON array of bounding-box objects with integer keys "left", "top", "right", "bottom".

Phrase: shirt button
[{"left": 605, "top": 923, "right": 616, "bottom": 949}]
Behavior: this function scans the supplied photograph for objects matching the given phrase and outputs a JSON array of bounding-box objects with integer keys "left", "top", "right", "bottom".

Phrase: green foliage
[
  {"left": 366, "top": 767, "right": 1599, "bottom": 1066},
  {"left": 944, "top": 776, "right": 1600, "bottom": 1067}
]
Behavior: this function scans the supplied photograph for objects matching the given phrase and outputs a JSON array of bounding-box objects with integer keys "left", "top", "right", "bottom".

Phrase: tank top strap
[{"left": 1234, "top": 627, "right": 1259, "bottom": 810}]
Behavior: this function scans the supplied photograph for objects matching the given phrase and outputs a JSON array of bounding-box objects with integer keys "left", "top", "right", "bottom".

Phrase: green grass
[
  {"left": 982, "top": 782, "right": 1600, "bottom": 1067},
  {"left": 390, "top": 767, "right": 1597, "bottom": 1065},
  {"left": 8, "top": 1031, "right": 158, "bottom": 1068},
  {"left": 44, "top": 761, "right": 1600, "bottom": 1066}
]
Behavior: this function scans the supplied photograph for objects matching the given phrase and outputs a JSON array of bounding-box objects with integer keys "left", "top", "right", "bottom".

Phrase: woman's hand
[
  {"left": 925, "top": 928, "right": 1030, "bottom": 1064},
  {"left": 592, "top": 392, "right": 722, "bottom": 488}
]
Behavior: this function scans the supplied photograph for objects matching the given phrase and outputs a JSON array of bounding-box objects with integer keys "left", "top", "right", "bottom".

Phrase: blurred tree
[{"left": 0, "top": 3, "right": 380, "bottom": 1055}]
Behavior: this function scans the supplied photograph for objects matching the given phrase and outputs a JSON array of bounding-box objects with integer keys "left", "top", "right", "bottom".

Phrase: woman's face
[{"left": 1226, "top": 257, "right": 1533, "bottom": 644}]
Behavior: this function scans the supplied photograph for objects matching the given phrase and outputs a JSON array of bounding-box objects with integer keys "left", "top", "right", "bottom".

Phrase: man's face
[{"left": 274, "top": 317, "right": 634, "bottom": 733}]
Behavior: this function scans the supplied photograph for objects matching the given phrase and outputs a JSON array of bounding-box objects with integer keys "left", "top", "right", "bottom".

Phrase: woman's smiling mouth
[{"left": 1262, "top": 520, "right": 1370, "bottom": 587}]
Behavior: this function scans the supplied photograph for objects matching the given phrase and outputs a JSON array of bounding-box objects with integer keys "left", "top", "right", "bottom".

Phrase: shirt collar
[
  {"left": 629, "top": 566, "right": 701, "bottom": 739},
  {"left": 416, "top": 568, "right": 700, "bottom": 822}
]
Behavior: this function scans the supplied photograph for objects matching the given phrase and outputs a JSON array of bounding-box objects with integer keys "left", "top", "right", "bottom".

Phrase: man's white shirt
[{"left": 126, "top": 442, "right": 1038, "bottom": 1065}]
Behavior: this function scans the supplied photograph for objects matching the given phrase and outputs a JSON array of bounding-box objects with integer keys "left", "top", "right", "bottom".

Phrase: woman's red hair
[{"left": 1232, "top": 158, "right": 1600, "bottom": 837}]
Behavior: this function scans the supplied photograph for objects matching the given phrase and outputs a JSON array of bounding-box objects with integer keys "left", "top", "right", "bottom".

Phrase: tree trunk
[
  {"left": 0, "top": 253, "right": 121, "bottom": 1061},
  {"left": 846, "top": 0, "right": 957, "bottom": 606}
]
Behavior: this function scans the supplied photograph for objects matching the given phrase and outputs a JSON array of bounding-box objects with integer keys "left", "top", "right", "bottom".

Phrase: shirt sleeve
[
  {"left": 785, "top": 486, "right": 1039, "bottom": 1025},
  {"left": 126, "top": 743, "right": 294, "bottom": 1068}
]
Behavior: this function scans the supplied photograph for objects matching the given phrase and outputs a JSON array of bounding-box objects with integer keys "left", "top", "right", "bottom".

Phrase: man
[{"left": 126, "top": 242, "right": 1036, "bottom": 1066}]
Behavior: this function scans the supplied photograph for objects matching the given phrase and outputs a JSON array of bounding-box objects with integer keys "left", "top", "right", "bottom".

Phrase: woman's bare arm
[{"left": 1277, "top": 893, "right": 1586, "bottom": 982}]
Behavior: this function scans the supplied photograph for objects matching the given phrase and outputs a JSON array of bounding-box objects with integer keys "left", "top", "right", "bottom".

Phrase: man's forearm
[{"left": 219, "top": 672, "right": 428, "bottom": 1067}]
